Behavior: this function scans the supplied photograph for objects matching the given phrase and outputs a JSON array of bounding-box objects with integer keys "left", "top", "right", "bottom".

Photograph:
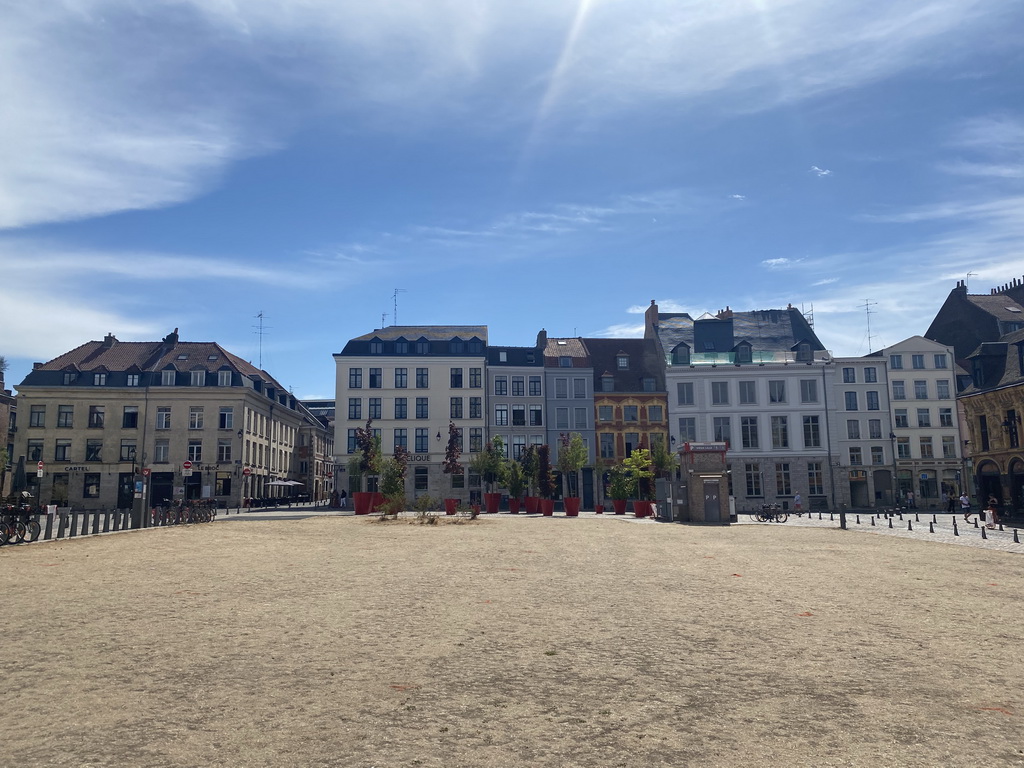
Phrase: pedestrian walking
[
  {"left": 794, "top": 493, "right": 802, "bottom": 515},
  {"left": 906, "top": 490, "right": 916, "bottom": 509},
  {"left": 339, "top": 489, "right": 347, "bottom": 510}
]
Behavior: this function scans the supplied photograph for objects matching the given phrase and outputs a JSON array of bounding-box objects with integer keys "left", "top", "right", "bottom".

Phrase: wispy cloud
[
  {"left": 762, "top": 257, "right": 804, "bottom": 269},
  {"left": 729, "top": 194, "right": 747, "bottom": 201},
  {"left": 810, "top": 165, "right": 833, "bottom": 177}
]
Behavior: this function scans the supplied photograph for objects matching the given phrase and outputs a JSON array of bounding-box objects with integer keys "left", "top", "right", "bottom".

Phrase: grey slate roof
[{"left": 652, "top": 307, "right": 824, "bottom": 360}]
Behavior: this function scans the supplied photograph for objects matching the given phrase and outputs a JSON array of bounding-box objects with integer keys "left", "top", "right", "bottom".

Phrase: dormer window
[
  {"left": 672, "top": 344, "right": 690, "bottom": 366},
  {"left": 190, "top": 370, "right": 206, "bottom": 386},
  {"left": 416, "top": 338, "right": 429, "bottom": 354},
  {"left": 616, "top": 355, "right": 629, "bottom": 369},
  {"left": 468, "top": 339, "right": 483, "bottom": 354},
  {"left": 601, "top": 374, "right": 614, "bottom": 392},
  {"left": 395, "top": 338, "right": 409, "bottom": 354},
  {"left": 93, "top": 373, "right": 107, "bottom": 386},
  {"left": 559, "top": 356, "right": 572, "bottom": 368},
  {"left": 450, "top": 339, "right": 464, "bottom": 354},
  {"left": 796, "top": 342, "right": 812, "bottom": 362},
  {"left": 735, "top": 343, "right": 752, "bottom": 364},
  {"left": 369, "top": 338, "right": 383, "bottom": 354},
  {"left": 218, "top": 370, "right": 232, "bottom": 387},
  {"left": 161, "top": 369, "right": 176, "bottom": 386}
]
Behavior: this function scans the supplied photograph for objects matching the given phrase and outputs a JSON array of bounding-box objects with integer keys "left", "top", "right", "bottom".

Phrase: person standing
[{"left": 794, "top": 492, "right": 802, "bottom": 515}]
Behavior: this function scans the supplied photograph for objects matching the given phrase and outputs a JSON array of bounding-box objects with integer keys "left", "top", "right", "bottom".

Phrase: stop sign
[
  {"left": 242, "top": 467, "right": 252, "bottom": 476},
  {"left": 183, "top": 461, "right": 193, "bottom": 470}
]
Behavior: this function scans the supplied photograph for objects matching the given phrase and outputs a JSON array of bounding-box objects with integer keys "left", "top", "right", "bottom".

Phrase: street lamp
[{"left": 889, "top": 432, "right": 899, "bottom": 507}]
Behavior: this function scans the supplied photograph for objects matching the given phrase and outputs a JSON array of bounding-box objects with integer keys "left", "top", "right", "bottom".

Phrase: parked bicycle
[{"left": 754, "top": 504, "right": 788, "bottom": 523}]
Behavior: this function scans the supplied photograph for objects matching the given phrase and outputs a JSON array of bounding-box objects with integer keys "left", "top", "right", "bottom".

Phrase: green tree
[
  {"left": 519, "top": 444, "right": 540, "bottom": 497},
  {"left": 354, "top": 418, "right": 381, "bottom": 492},
  {"left": 557, "top": 432, "right": 588, "bottom": 498},
  {"left": 442, "top": 422, "right": 464, "bottom": 480},
  {"left": 608, "top": 464, "right": 632, "bottom": 501},
  {"left": 651, "top": 438, "right": 677, "bottom": 479},
  {"left": 379, "top": 445, "right": 410, "bottom": 518},
  {"left": 536, "top": 444, "right": 555, "bottom": 500},
  {"left": 623, "top": 448, "right": 655, "bottom": 501},
  {"left": 505, "top": 458, "right": 526, "bottom": 500},
  {"left": 470, "top": 436, "right": 507, "bottom": 493}
]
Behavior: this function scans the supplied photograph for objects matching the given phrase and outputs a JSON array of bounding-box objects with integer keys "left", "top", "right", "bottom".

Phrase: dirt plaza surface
[{"left": 3, "top": 515, "right": 1023, "bottom": 768}]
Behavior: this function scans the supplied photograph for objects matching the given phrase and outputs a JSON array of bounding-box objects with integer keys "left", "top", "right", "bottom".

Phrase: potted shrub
[
  {"left": 537, "top": 444, "right": 556, "bottom": 516},
  {"left": 557, "top": 432, "right": 588, "bottom": 517},
  {"left": 442, "top": 421, "right": 463, "bottom": 515},
  {"left": 353, "top": 419, "right": 381, "bottom": 515},
  {"left": 609, "top": 464, "right": 631, "bottom": 515},
  {"left": 378, "top": 446, "right": 409, "bottom": 519},
  {"left": 520, "top": 445, "right": 540, "bottom": 514},
  {"left": 471, "top": 436, "right": 507, "bottom": 513},
  {"left": 506, "top": 459, "right": 526, "bottom": 514},
  {"left": 624, "top": 447, "right": 655, "bottom": 517}
]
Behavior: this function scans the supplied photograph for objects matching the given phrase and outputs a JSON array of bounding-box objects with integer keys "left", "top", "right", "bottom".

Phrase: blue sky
[{"left": 2, "top": 0, "right": 1023, "bottom": 398}]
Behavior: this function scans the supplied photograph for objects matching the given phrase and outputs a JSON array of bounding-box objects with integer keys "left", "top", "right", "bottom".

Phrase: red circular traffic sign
[
  {"left": 242, "top": 467, "right": 252, "bottom": 476},
  {"left": 142, "top": 468, "right": 151, "bottom": 477},
  {"left": 183, "top": 461, "right": 193, "bottom": 470},
  {"left": 37, "top": 461, "right": 44, "bottom": 470}
]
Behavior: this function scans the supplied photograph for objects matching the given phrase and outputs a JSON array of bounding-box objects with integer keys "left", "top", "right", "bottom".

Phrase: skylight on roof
[
  {"left": 208, "top": 354, "right": 219, "bottom": 360},
  {"left": 177, "top": 354, "right": 188, "bottom": 360},
  {"left": 557, "top": 340, "right": 567, "bottom": 345},
  {"left": 1007, "top": 307, "right": 1021, "bottom": 313}
]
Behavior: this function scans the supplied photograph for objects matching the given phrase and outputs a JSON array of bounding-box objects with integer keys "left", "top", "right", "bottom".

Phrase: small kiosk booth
[{"left": 663, "top": 441, "right": 731, "bottom": 525}]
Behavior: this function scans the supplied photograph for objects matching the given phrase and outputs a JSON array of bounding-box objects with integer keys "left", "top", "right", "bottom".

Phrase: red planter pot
[
  {"left": 595, "top": 504, "right": 604, "bottom": 515},
  {"left": 484, "top": 492, "right": 501, "bottom": 514},
  {"left": 370, "top": 492, "right": 385, "bottom": 514},
  {"left": 354, "top": 492, "right": 373, "bottom": 515},
  {"left": 612, "top": 499, "right": 627, "bottom": 515},
  {"left": 472, "top": 504, "right": 481, "bottom": 516},
  {"left": 563, "top": 497, "right": 581, "bottom": 517},
  {"left": 509, "top": 498, "right": 522, "bottom": 514},
  {"left": 540, "top": 499, "right": 554, "bottom": 516},
  {"left": 525, "top": 496, "right": 540, "bottom": 514},
  {"left": 633, "top": 500, "right": 653, "bottom": 518},
  {"left": 444, "top": 498, "right": 458, "bottom": 515}
]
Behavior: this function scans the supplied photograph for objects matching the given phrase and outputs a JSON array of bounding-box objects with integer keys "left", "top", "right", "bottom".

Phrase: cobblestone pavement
[{"left": 734, "top": 510, "right": 1024, "bottom": 554}]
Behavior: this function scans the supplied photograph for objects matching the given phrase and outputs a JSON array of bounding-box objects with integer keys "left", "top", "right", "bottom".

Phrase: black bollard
[
  {"left": 953, "top": 519, "right": 959, "bottom": 536},
  {"left": 830, "top": 512, "right": 834, "bottom": 521},
  {"left": 932, "top": 514, "right": 937, "bottom": 524},
  {"left": 899, "top": 512, "right": 904, "bottom": 520},
  {"left": 1015, "top": 528, "right": 1020, "bottom": 544},
  {"left": 818, "top": 512, "right": 823, "bottom": 520},
  {"left": 929, "top": 522, "right": 934, "bottom": 533},
  {"left": 871, "top": 516, "right": 876, "bottom": 526},
  {"left": 974, "top": 518, "right": 979, "bottom": 528},
  {"left": 888, "top": 517, "right": 894, "bottom": 528},
  {"left": 856, "top": 515, "right": 861, "bottom": 525},
  {"left": 44, "top": 513, "right": 54, "bottom": 540},
  {"left": 915, "top": 513, "right": 920, "bottom": 522},
  {"left": 999, "top": 524, "right": 1004, "bottom": 531},
  {"left": 982, "top": 526, "right": 988, "bottom": 540},
  {"left": 908, "top": 520, "right": 913, "bottom": 531}
]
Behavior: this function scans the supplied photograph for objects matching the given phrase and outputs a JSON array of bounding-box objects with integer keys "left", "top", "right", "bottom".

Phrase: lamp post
[{"left": 889, "top": 432, "right": 899, "bottom": 507}]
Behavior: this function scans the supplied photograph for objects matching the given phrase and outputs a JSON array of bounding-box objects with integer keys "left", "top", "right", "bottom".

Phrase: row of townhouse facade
[
  {"left": 334, "top": 312, "right": 964, "bottom": 511},
  {"left": 10, "top": 330, "right": 333, "bottom": 511}
]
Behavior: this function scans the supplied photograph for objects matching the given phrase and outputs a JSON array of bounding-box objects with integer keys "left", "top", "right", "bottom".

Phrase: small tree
[
  {"left": 608, "top": 464, "right": 632, "bottom": 501},
  {"left": 506, "top": 459, "right": 526, "bottom": 501},
  {"left": 442, "top": 421, "right": 464, "bottom": 491},
  {"left": 623, "top": 448, "right": 655, "bottom": 501},
  {"left": 651, "top": 438, "right": 677, "bottom": 480},
  {"left": 470, "top": 436, "right": 507, "bottom": 493},
  {"left": 520, "top": 444, "right": 540, "bottom": 497},
  {"left": 536, "top": 444, "right": 556, "bottom": 500},
  {"left": 557, "top": 432, "right": 588, "bottom": 499},
  {"left": 379, "top": 446, "right": 410, "bottom": 518},
  {"left": 354, "top": 418, "right": 381, "bottom": 492}
]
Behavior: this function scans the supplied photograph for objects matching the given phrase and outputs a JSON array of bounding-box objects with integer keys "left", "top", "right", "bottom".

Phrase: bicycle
[{"left": 754, "top": 504, "right": 788, "bottom": 523}]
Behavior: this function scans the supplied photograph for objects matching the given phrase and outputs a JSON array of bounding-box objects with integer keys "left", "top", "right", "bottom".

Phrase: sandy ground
[{"left": 3, "top": 515, "right": 1023, "bottom": 768}]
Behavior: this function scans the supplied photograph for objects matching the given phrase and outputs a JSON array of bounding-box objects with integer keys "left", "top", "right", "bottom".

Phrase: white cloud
[
  {"left": 729, "top": 194, "right": 747, "bottom": 200},
  {"left": 810, "top": 165, "right": 833, "bottom": 177},
  {"left": 813, "top": 277, "right": 839, "bottom": 286},
  {"left": 590, "top": 322, "right": 646, "bottom": 339},
  {"left": 762, "top": 257, "right": 804, "bottom": 268}
]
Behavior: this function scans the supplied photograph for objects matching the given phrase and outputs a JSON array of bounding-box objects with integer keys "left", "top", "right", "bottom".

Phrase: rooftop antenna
[
  {"left": 381, "top": 312, "right": 388, "bottom": 328},
  {"left": 862, "top": 299, "right": 878, "bottom": 352},
  {"left": 253, "top": 311, "right": 271, "bottom": 370},
  {"left": 802, "top": 303, "right": 814, "bottom": 329},
  {"left": 393, "top": 288, "right": 407, "bottom": 326},
  {"left": 966, "top": 271, "right": 977, "bottom": 291}
]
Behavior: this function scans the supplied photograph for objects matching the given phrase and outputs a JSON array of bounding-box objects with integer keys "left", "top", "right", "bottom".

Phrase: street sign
[
  {"left": 242, "top": 467, "right": 252, "bottom": 477},
  {"left": 142, "top": 468, "right": 151, "bottom": 477},
  {"left": 183, "top": 461, "right": 193, "bottom": 470},
  {"left": 37, "top": 461, "right": 44, "bottom": 470},
  {"left": 36, "top": 470, "right": 44, "bottom": 478}
]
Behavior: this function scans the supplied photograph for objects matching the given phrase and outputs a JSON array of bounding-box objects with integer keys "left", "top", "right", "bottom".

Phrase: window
[
  {"left": 93, "top": 372, "right": 107, "bottom": 386},
  {"left": 161, "top": 369, "right": 176, "bottom": 386},
  {"left": 394, "top": 368, "right": 408, "bottom": 388},
  {"left": 555, "top": 408, "right": 568, "bottom": 429},
  {"left": 451, "top": 368, "right": 463, "bottom": 388},
  {"left": 394, "top": 428, "right": 407, "bottom": 451},
  {"left": 495, "top": 405, "right": 509, "bottom": 426},
  {"left": 735, "top": 345, "right": 752, "bottom": 364},
  {"left": 623, "top": 405, "right": 638, "bottom": 422},
  {"left": 62, "top": 372, "right": 77, "bottom": 385},
  {"left": 464, "top": 368, "right": 480, "bottom": 389},
  {"left": 912, "top": 354, "right": 925, "bottom": 369},
  {"left": 190, "top": 370, "right": 205, "bottom": 387},
  {"left": 849, "top": 447, "right": 863, "bottom": 466},
  {"left": 29, "top": 405, "right": 45, "bottom": 427},
  {"left": 512, "top": 376, "right": 525, "bottom": 396},
  {"left": 189, "top": 407, "right": 204, "bottom": 429},
  {"left": 616, "top": 355, "right": 629, "bottom": 369},
  {"left": 395, "top": 398, "right": 407, "bottom": 419},
  {"left": 892, "top": 381, "right": 905, "bottom": 400},
  {"left": 920, "top": 436, "right": 934, "bottom": 458},
  {"left": 624, "top": 433, "right": 640, "bottom": 455},
  {"left": 154, "top": 440, "right": 169, "bottom": 463},
  {"left": 913, "top": 380, "right": 928, "bottom": 400},
  {"left": 980, "top": 415, "right": 989, "bottom": 450},
  {"left": 88, "top": 405, "right": 105, "bottom": 428},
  {"left": 739, "top": 381, "right": 756, "bottom": 405},
  {"left": 469, "top": 397, "right": 482, "bottom": 419},
  {"left": 368, "top": 368, "right": 382, "bottom": 388},
  {"left": 83, "top": 473, "right": 100, "bottom": 499},
  {"left": 27, "top": 440, "right": 43, "bottom": 461},
  {"left": 415, "top": 340, "right": 429, "bottom": 354},
  {"left": 864, "top": 367, "right": 877, "bottom": 383},
  {"left": 416, "top": 398, "right": 428, "bottom": 419},
  {"left": 492, "top": 376, "right": 507, "bottom": 396},
  {"left": 598, "top": 405, "right": 613, "bottom": 421},
  {"left": 942, "top": 436, "right": 956, "bottom": 458},
  {"left": 512, "top": 435, "right": 526, "bottom": 459},
  {"left": 936, "top": 380, "right": 950, "bottom": 399},
  {"left": 127, "top": 374, "right": 140, "bottom": 387},
  {"left": 771, "top": 416, "right": 789, "bottom": 449},
  {"left": 745, "top": 464, "right": 762, "bottom": 497},
  {"left": 347, "top": 429, "right": 357, "bottom": 454},
  {"left": 217, "top": 439, "right": 231, "bottom": 462},
  {"left": 450, "top": 397, "right": 464, "bottom": 419},
  {"left": 573, "top": 378, "right": 587, "bottom": 398},
  {"left": 415, "top": 428, "right": 429, "bottom": 453},
  {"left": 775, "top": 463, "right": 791, "bottom": 495},
  {"left": 574, "top": 408, "right": 587, "bottom": 428},
  {"left": 648, "top": 405, "right": 663, "bottom": 422},
  {"left": 917, "top": 409, "right": 931, "bottom": 428},
  {"left": 369, "top": 340, "right": 383, "bottom": 354},
  {"left": 894, "top": 409, "right": 908, "bottom": 428},
  {"left": 188, "top": 441, "right": 202, "bottom": 462},
  {"left": 847, "top": 420, "right": 860, "bottom": 439},
  {"left": 679, "top": 417, "right": 696, "bottom": 442},
  {"left": 890, "top": 354, "right": 903, "bottom": 369},
  {"left": 863, "top": 392, "right": 879, "bottom": 412},
  {"left": 843, "top": 367, "right": 856, "bottom": 383},
  {"left": 416, "top": 368, "right": 428, "bottom": 388},
  {"left": 601, "top": 376, "right": 614, "bottom": 393},
  {"left": 808, "top": 463, "right": 823, "bottom": 495},
  {"left": 711, "top": 381, "right": 729, "bottom": 405},
  {"left": 803, "top": 416, "right": 821, "bottom": 448},
  {"left": 677, "top": 382, "right": 694, "bottom": 405},
  {"left": 939, "top": 408, "right": 953, "bottom": 427},
  {"left": 800, "top": 380, "right": 818, "bottom": 403},
  {"left": 600, "top": 433, "right": 615, "bottom": 459},
  {"left": 348, "top": 398, "right": 362, "bottom": 420},
  {"left": 768, "top": 380, "right": 786, "bottom": 404},
  {"left": 673, "top": 345, "right": 691, "bottom": 365},
  {"left": 349, "top": 368, "right": 362, "bottom": 388},
  {"left": 713, "top": 417, "right": 731, "bottom": 443},
  {"left": 868, "top": 419, "right": 882, "bottom": 439},
  {"left": 528, "top": 376, "right": 541, "bottom": 396},
  {"left": 469, "top": 428, "right": 483, "bottom": 453},
  {"left": 116, "top": 406, "right": 139, "bottom": 431},
  {"left": 555, "top": 379, "right": 568, "bottom": 399},
  {"left": 86, "top": 439, "right": 103, "bottom": 462},
  {"left": 529, "top": 404, "right": 543, "bottom": 426},
  {"left": 741, "top": 417, "right": 759, "bottom": 449},
  {"left": 934, "top": 354, "right": 948, "bottom": 369},
  {"left": 897, "top": 437, "right": 911, "bottom": 459},
  {"left": 414, "top": 466, "right": 428, "bottom": 490},
  {"left": 844, "top": 392, "right": 858, "bottom": 411},
  {"left": 218, "top": 370, "right": 232, "bottom": 386},
  {"left": 156, "top": 407, "right": 171, "bottom": 430},
  {"left": 369, "top": 398, "right": 382, "bottom": 419},
  {"left": 512, "top": 404, "right": 525, "bottom": 426}
]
